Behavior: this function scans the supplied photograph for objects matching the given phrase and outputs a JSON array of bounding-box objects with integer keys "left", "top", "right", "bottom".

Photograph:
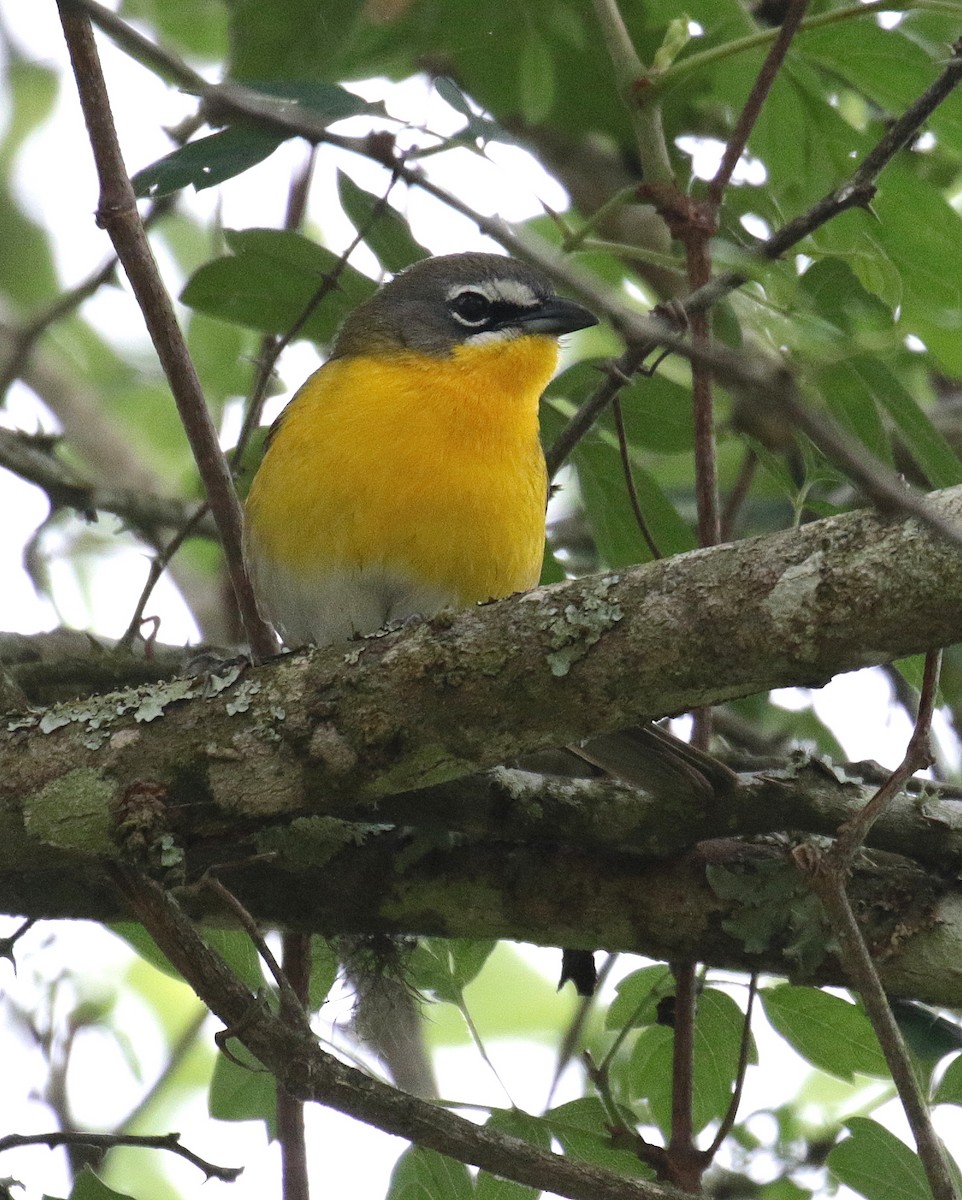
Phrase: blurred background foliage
[{"left": 2, "top": 1, "right": 962, "bottom": 1199}]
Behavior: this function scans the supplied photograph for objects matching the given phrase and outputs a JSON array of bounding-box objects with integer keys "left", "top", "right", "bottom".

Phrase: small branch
[
  {"left": 115, "top": 503, "right": 210, "bottom": 652},
  {"left": 704, "top": 974, "right": 757, "bottom": 1159},
  {"left": 109, "top": 864, "right": 694, "bottom": 1200},
  {"left": 544, "top": 39, "right": 962, "bottom": 473},
  {"left": 707, "top": 0, "right": 810, "bottom": 206},
  {"left": 719, "top": 447, "right": 757, "bottom": 541},
  {"left": 803, "top": 872, "right": 958, "bottom": 1200},
  {"left": 0, "top": 427, "right": 218, "bottom": 544},
  {"left": 666, "top": 962, "right": 698, "bottom": 1190},
  {"left": 0, "top": 917, "right": 36, "bottom": 965},
  {"left": 612, "top": 396, "right": 662, "bottom": 559},
  {"left": 0, "top": 1130, "right": 242, "bottom": 1183},
  {"left": 55, "top": 3, "right": 276, "bottom": 662},
  {"left": 278, "top": 931, "right": 311, "bottom": 1200},
  {"left": 590, "top": 0, "right": 674, "bottom": 185},
  {"left": 0, "top": 198, "right": 174, "bottom": 401},
  {"left": 797, "top": 649, "right": 954, "bottom": 1200},
  {"left": 647, "top": 0, "right": 957, "bottom": 98},
  {"left": 831, "top": 649, "right": 942, "bottom": 868},
  {"left": 546, "top": 345, "right": 650, "bottom": 479}
]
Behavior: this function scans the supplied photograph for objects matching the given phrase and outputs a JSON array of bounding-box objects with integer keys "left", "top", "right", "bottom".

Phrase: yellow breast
[{"left": 244, "top": 334, "right": 555, "bottom": 645}]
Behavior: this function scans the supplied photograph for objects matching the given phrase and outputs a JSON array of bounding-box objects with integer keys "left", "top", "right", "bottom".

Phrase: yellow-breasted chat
[
  {"left": 244, "top": 251, "right": 599, "bottom": 997},
  {"left": 244, "top": 252, "right": 597, "bottom": 647}
]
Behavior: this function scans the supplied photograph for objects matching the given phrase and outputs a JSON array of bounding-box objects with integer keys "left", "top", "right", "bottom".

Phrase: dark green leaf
[
  {"left": 181, "top": 227, "right": 377, "bottom": 343},
  {"left": 933, "top": 1050, "right": 962, "bottom": 1105},
  {"left": 68, "top": 1168, "right": 137, "bottom": 1200},
  {"left": 815, "top": 360, "right": 892, "bottom": 467},
  {"left": 761, "top": 985, "right": 889, "bottom": 1081},
  {"left": 132, "top": 126, "right": 284, "bottom": 198},
  {"left": 477, "top": 1110, "right": 551, "bottom": 1200},
  {"left": 605, "top": 964, "right": 673, "bottom": 1031},
  {"left": 851, "top": 357, "right": 962, "bottom": 490},
  {"left": 408, "top": 939, "right": 496, "bottom": 1005},
  {"left": 544, "top": 1098, "right": 655, "bottom": 1178},
  {"left": 827, "top": 1118, "right": 929, "bottom": 1200},
  {"left": 208, "top": 1042, "right": 277, "bottom": 1137},
  {"left": 632, "top": 989, "right": 756, "bottom": 1136},
  {"left": 309, "top": 937, "right": 340, "bottom": 1009},
  {"left": 387, "top": 1146, "right": 474, "bottom": 1200},
  {"left": 337, "top": 171, "right": 427, "bottom": 273}
]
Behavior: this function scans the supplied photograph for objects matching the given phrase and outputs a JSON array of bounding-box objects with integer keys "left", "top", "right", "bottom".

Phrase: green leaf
[
  {"left": 132, "top": 126, "right": 284, "bottom": 198},
  {"left": 181, "top": 227, "right": 377, "bottom": 343},
  {"left": 387, "top": 1146, "right": 475, "bottom": 1200},
  {"left": 208, "top": 1042, "right": 277, "bottom": 1138},
  {"left": 816, "top": 361, "right": 892, "bottom": 467},
  {"left": 851, "top": 357, "right": 962, "bottom": 490},
  {"left": 309, "top": 937, "right": 340, "bottom": 1009},
  {"left": 518, "top": 28, "right": 555, "bottom": 125},
  {"left": 605, "top": 964, "right": 673, "bottom": 1031},
  {"left": 68, "top": 1168, "right": 137, "bottom": 1200},
  {"left": 337, "top": 171, "right": 428, "bottom": 273},
  {"left": 112, "top": 922, "right": 266, "bottom": 991},
  {"left": 120, "top": 0, "right": 227, "bottom": 58},
  {"left": 544, "top": 1098, "right": 655, "bottom": 1178},
  {"left": 477, "top": 1110, "right": 551, "bottom": 1200},
  {"left": 827, "top": 1118, "right": 929, "bottom": 1200},
  {"left": 408, "top": 938, "right": 496, "bottom": 1005},
  {"left": 933, "top": 1050, "right": 962, "bottom": 1105},
  {"left": 632, "top": 989, "right": 756, "bottom": 1136},
  {"left": 761, "top": 985, "right": 889, "bottom": 1081}
]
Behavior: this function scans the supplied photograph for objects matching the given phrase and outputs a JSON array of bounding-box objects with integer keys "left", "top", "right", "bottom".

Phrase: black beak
[{"left": 517, "top": 296, "right": 599, "bottom": 336}]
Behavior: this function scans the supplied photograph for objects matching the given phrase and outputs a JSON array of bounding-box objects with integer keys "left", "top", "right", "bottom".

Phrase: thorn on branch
[
  {"left": 0, "top": 918, "right": 37, "bottom": 970},
  {"left": 0, "top": 1130, "right": 242, "bottom": 1184}
]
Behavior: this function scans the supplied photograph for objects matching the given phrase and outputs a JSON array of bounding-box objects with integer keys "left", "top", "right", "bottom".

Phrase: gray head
[{"left": 331, "top": 252, "right": 598, "bottom": 358}]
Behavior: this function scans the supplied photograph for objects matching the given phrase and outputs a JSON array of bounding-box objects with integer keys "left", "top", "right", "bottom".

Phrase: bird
[
  {"left": 244, "top": 252, "right": 598, "bottom": 642},
  {"left": 244, "top": 251, "right": 600, "bottom": 991}
]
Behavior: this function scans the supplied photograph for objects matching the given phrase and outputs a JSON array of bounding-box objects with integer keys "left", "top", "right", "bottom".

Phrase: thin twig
[
  {"left": 797, "top": 648, "right": 955, "bottom": 1200},
  {"left": 0, "top": 1130, "right": 242, "bottom": 1182},
  {"left": 804, "top": 873, "right": 957, "bottom": 1200},
  {"left": 719, "top": 447, "right": 757, "bottom": 541},
  {"left": 0, "top": 427, "right": 218, "bottom": 544},
  {"left": 666, "top": 962, "right": 700, "bottom": 1192},
  {"left": 278, "top": 932, "right": 311, "bottom": 1200},
  {"left": 647, "top": 0, "right": 959, "bottom": 100},
  {"left": 55, "top": 3, "right": 276, "bottom": 662},
  {"left": 704, "top": 974, "right": 757, "bottom": 1158},
  {"left": 831, "top": 649, "right": 942, "bottom": 868},
  {"left": 612, "top": 397, "right": 662, "bottom": 559},
  {"left": 116, "top": 502, "right": 210, "bottom": 652},
  {"left": 707, "top": 0, "right": 811, "bottom": 206},
  {"left": 0, "top": 917, "right": 37, "bottom": 965},
  {"left": 0, "top": 196, "right": 175, "bottom": 400}
]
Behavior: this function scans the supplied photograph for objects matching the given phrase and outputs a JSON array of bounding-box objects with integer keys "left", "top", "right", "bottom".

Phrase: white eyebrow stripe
[{"left": 446, "top": 279, "right": 541, "bottom": 308}]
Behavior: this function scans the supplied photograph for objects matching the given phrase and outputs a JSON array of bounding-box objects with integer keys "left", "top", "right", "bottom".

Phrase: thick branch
[
  {"left": 5, "top": 489, "right": 962, "bottom": 817},
  {"left": 2, "top": 496, "right": 962, "bottom": 998}
]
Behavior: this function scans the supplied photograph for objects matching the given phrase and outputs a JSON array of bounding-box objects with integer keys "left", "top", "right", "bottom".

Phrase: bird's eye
[{"left": 449, "top": 290, "right": 492, "bottom": 326}]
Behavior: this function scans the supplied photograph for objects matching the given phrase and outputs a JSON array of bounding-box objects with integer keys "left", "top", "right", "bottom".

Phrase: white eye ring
[{"left": 448, "top": 289, "right": 492, "bottom": 326}]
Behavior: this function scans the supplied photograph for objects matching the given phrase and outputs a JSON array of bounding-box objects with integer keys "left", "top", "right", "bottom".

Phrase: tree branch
[
  {"left": 110, "top": 863, "right": 695, "bottom": 1200},
  {"left": 55, "top": 1, "right": 276, "bottom": 661},
  {"left": 0, "top": 1131, "right": 241, "bottom": 1183}
]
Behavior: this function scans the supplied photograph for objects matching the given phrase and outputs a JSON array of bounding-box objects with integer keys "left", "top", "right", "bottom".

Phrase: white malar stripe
[
  {"left": 247, "top": 553, "right": 460, "bottom": 648},
  {"left": 464, "top": 326, "right": 524, "bottom": 345}
]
